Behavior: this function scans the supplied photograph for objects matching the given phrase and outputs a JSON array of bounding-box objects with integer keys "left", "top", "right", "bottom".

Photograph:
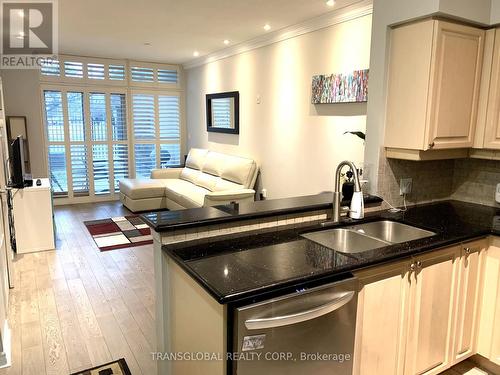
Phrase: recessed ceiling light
[
  {"left": 264, "top": 24, "right": 271, "bottom": 31},
  {"left": 193, "top": 51, "right": 200, "bottom": 57},
  {"left": 326, "top": 0, "right": 335, "bottom": 6},
  {"left": 223, "top": 39, "right": 230, "bottom": 45}
]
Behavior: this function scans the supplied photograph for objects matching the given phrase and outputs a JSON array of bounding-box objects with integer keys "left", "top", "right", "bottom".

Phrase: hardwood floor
[
  {"left": 444, "top": 360, "right": 500, "bottom": 375},
  {"left": 0, "top": 201, "right": 156, "bottom": 375}
]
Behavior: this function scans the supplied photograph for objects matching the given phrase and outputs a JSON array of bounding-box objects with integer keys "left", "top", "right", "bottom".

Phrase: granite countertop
[
  {"left": 141, "top": 192, "right": 382, "bottom": 232},
  {"left": 165, "top": 200, "right": 500, "bottom": 305}
]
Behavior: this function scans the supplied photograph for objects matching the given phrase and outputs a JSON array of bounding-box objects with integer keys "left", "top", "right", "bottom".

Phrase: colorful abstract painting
[{"left": 311, "top": 69, "right": 369, "bottom": 104}]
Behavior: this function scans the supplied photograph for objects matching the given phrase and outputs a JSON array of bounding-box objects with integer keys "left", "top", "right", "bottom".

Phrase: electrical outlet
[{"left": 400, "top": 178, "right": 412, "bottom": 196}]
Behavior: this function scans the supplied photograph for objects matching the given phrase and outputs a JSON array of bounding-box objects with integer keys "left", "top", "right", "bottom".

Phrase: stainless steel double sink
[{"left": 301, "top": 220, "right": 436, "bottom": 254}]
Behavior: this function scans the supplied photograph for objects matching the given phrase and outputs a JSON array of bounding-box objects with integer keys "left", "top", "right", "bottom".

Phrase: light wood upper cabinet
[
  {"left": 480, "top": 29, "right": 500, "bottom": 150},
  {"left": 451, "top": 240, "right": 486, "bottom": 364},
  {"left": 404, "top": 247, "right": 459, "bottom": 375},
  {"left": 385, "top": 19, "right": 485, "bottom": 160},
  {"left": 353, "top": 261, "right": 410, "bottom": 375}
]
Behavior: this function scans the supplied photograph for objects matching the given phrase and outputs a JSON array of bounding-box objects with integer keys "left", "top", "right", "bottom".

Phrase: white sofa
[{"left": 119, "top": 148, "right": 258, "bottom": 212}]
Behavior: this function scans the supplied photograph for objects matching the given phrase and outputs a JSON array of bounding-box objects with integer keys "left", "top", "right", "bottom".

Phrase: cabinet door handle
[
  {"left": 464, "top": 247, "right": 471, "bottom": 255},
  {"left": 428, "top": 142, "right": 435, "bottom": 149},
  {"left": 416, "top": 261, "right": 422, "bottom": 269},
  {"left": 410, "top": 263, "right": 416, "bottom": 271}
]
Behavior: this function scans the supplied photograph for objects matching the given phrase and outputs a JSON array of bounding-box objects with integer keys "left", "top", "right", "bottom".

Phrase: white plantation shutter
[
  {"left": 113, "top": 144, "right": 129, "bottom": 191},
  {"left": 158, "top": 69, "right": 178, "bottom": 84},
  {"left": 134, "top": 144, "right": 156, "bottom": 178},
  {"left": 108, "top": 65, "right": 125, "bottom": 81},
  {"left": 70, "top": 145, "right": 89, "bottom": 196},
  {"left": 160, "top": 144, "right": 180, "bottom": 167},
  {"left": 67, "top": 92, "right": 85, "bottom": 142},
  {"left": 47, "top": 145, "right": 68, "bottom": 195},
  {"left": 64, "top": 61, "right": 83, "bottom": 78},
  {"left": 87, "top": 63, "right": 105, "bottom": 80},
  {"left": 159, "top": 96, "right": 180, "bottom": 139},
  {"left": 44, "top": 91, "right": 65, "bottom": 142},
  {"left": 133, "top": 94, "right": 155, "bottom": 139},
  {"left": 211, "top": 98, "right": 232, "bottom": 128},
  {"left": 89, "top": 93, "right": 107, "bottom": 141},
  {"left": 41, "top": 57, "right": 183, "bottom": 203},
  {"left": 92, "top": 144, "right": 110, "bottom": 194},
  {"left": 131, "top": 67, "right": 154, "bottom": 82},
  {"left": 132, "top": 91, "right": 181, "bottom": 177},
  {"left": 41, "top": 60, "right": 60, "bottom": 76},
  {"left": 110, "top": 94, "right": 127, "bottom": 141},
  {"left": 43, "top": 87, "right": 130, "bottom": 201}
]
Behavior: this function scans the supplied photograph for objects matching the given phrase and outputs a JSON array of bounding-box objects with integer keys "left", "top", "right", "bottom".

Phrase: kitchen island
[{"left": 142, "top": 195, "right": 500, "bottom": 375}]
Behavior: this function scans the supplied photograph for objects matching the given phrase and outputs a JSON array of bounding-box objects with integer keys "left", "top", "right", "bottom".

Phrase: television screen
[{"left": 10, "top": 136, "right": 25, "bottom": 188}]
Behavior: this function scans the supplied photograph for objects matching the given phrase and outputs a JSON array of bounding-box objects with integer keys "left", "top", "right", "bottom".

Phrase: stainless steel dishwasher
[{"left": 232, "top": 277, "right": 358, "bottom": 375}]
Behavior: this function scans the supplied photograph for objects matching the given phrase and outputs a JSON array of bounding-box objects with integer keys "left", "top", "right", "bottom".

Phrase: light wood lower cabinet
[
  {"left": 478, "top": 239, "right": 500, "bottom": 366},
  {"left": 404, "top": 247, "right": 459, "bottom": 375},
  {"left": 452, "top": 240, "right": 486, "bottom": 364},
  {"left": 354, "top": 239, "right": 487, "bottom": 375},
  {"left": 353, "top": 260, "right": 410, "bottom": 375}
]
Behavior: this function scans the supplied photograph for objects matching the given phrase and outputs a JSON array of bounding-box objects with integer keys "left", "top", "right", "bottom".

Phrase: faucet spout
[{"left": 331, "top": 161, "right": 364, "bottom": 223}]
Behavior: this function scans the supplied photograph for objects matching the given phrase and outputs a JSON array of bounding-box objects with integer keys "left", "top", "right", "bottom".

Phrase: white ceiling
[{"left": 59, "top": 0, "right": 361, "bottom": 64}]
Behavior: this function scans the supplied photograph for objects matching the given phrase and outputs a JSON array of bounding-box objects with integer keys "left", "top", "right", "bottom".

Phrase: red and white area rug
[{"left": 84, "top": 215, "right": 153, "bottom": 251}]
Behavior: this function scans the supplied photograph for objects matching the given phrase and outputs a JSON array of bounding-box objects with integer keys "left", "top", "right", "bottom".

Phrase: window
[
  {"left": 158, "top": 69, "right": 178, "bottom": 84},
  {"left": 40, "top": 56, "right": 183, "bottom": 203},
  {"left": 48, "top": 145, "right": 67, "bottom": 195},
  {"left": 132, "top": 92, "right": 181, "bottom": 178},
  {"left": 40, "top": 57, "right": 127, "bottom": 84},
  {"left": 41, "top": 59, "right": 60, "bottom": 76},
  {"left": 113, "top": 144, "right": 129, "bottom": 191},
  {"left": 109, "top": 65, "right": 125, "bottom": 81},
  {"left": 131, "top": 67, "right": 154, "bottom": 82},
  {"left": 129, "top": 63, "right": 179, "bottom": 86},
  {"left": 64, "top": 61, "right": 83, "bottom": 78},
  {"left": 90, "top": 93, "right": 107, "bottom": 141},
  {"left": 43, "top": 88, "right": 130, "bottom": 200},
  {"left": 70, "top": 145, "right": 89, "bottom": 196},
  {"left": 87, "top": 63, "right": 105, "bottom": 80}
]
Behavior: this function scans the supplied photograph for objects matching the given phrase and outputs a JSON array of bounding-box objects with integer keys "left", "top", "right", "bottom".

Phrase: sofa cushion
[
  {"left": 201, "top": 152, "right": 227, "bottom": 176},
  {"left": 220, "top": 155, "right": 257, "bottom": 187},
  {"left": 162, "top": 179, "right": 209, "bottom": 208},
  {"left": 185, "top": 148, "right": 209, "bottom": 170},
  {"left": 213, "top": 178, "right": 244, "bottom": 192},
  {"left": 179, "top": 167, "right": 200, "bottom": 184},
  {"left": 199, "top": 151, "right": 257, "bottom": 188},
  {"left": 196, "top": 172, "right": 218, "bottom": 191},
  {"left": 119, "top": 179, "right": 166, "bottom": 200}
]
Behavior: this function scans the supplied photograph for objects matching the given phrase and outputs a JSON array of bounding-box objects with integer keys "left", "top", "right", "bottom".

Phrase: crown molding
[{"left": 183, "top": 0, "right": 373, "bottom": 70}]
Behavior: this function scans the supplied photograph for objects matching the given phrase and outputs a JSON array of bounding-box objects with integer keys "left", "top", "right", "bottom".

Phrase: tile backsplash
[
  {"left": 377, "top": 149, "right": 500, "bottom": 208},
  {"left": 451, "top": 158, "right": 500, "bottom": 207},
  {"left": 377, "top": 151, "right": 454, "bottom": 207}
]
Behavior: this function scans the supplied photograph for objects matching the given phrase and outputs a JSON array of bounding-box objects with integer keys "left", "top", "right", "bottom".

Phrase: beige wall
[
  {"left": 1, "top": 69, "right": 47, "bottom": 178},
  {"left": 185, "top": 15, "right": 372, "bottom": 199}
]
